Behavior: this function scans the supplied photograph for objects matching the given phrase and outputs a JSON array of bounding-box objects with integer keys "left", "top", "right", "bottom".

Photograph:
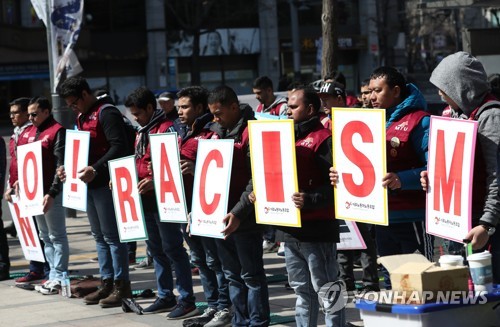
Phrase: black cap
[{"left": 318, "top": 81, "right": 345, "bottom": 97}]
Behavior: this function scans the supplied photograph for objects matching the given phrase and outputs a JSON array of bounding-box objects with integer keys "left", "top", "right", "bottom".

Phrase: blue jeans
[
  {"left": 216, "top": 232, "right": 269, "bottom": 327},
  {"left": 87, "top": 186, "right": 129, "bottom": 281},
  {"left": 34, "top": 195, "right": 69, "bottom": 281},
  {"left": 183, "top": 229, "right": 230, "bottom": 310},
  {"left": 285, "top": 242, "right": 345, "bottom": 327},
  {"left": 145, "top": 213, "right": 194, "bottom": 304}
]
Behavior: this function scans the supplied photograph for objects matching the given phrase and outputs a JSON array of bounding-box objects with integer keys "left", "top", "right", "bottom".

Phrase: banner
[
  {"left": 149, "top": 133, "right": 188, "bottom": 223},
  {"left": 62, "top": 130, "right": 89, "bottom": 211},
  {"left": 332, "top": 108, "right": 388, "bottom": 225},
  {"left": 190, "top": 139, "right": 234, "bottom": 239},
  {"left": 8, "top": 197, "right": 45, "bottom": 262},
  {"left": 337, "top": 220, "right": 367, "bottom": 250},
  {"left": 248, "top": 120, "right": 301, "bottom": 227},
  {"left": 31, "top": 0, "right": 84, "bottom": 91},
  {"left": 426, "top": 116, "right": 478, "bottom": 243},
  {"left": 109, "top": 156, "right": 147, "bottom": 242},
  {"left": 17, "top": 141, "right": 44, "bottom": 217}
]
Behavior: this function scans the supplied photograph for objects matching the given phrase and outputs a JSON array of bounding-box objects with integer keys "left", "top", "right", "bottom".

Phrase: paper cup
[
  {"left": 439, "top": 255, "right": 464, "bottom": 268},
  {"left": 468, "top": 251, "right": 493, "bottom": 293}
]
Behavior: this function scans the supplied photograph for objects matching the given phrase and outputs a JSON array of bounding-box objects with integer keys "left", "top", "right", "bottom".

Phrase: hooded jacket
[
  {"left": 430, "top": 51, "right": 500, "bottom": 227},
  {"left": 386, "top": 83, "right": 430, "bottom": 223}
]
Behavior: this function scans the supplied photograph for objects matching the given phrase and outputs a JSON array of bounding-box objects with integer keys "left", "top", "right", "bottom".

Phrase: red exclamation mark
[{"left": 71, "top": 139, "right": 80, "bottom": 192}]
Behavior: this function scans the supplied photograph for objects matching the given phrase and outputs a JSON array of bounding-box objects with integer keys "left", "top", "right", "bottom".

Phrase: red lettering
[
  {"left": 199, "top": 150, "right": 222, "bottom": 215},
  {"left": 13, "top": 203, "right": 36, "bottom": 247},
  {"left": 23, "top": 151, "right": 38, "bottom": 200},
  {"left": 433, "top": 130, "right": 465, "bottom": 216},
  {"left": 115, "top": 167, "right": 139, "bottom": 223},
  {"left": 262, "top": 131, "right": 285, "bottom": 202},
  {"left": 341, "top": 121, "right": 376, "bottom": 197},
  {"left": 160, "top": 144, "right": 180, "bottom": 203},
  {"left": 71, "top": 139, "right": 80, "bottom": 192}
]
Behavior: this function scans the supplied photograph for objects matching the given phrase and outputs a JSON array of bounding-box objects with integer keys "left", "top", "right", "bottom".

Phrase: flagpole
[{"left": 45, "top": 0, "right": 77, "bottom": 218}]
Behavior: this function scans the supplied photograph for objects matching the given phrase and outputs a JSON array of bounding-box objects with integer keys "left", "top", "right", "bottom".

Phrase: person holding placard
[
  {"left": 207, "top": 85, "right": 269, "bottom": 327},
  {"left": 124, "top": 87, "right": 198, "bottom": 319},
  {"left": 25, "top": 97, "right": 69, "bottom": 295},
  {"left": 422, "top": 52, "right": 500, "bottom": 283},
  {"left": 58, "top": 76, "right": 132, "bottom": 308},
  {"left": 169, "top": 86, "right": 233, "bottom": 326},
  {"left": 360, "top": 67, "right": 432, "bottom": 289},
  {"left": 278, "top": 86, "right": 344, "bottom": 327}
]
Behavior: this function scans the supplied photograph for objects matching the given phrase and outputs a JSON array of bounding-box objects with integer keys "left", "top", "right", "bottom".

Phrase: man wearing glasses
[{"left": 58, "top": 76, "right": 133, "bottom": 308}]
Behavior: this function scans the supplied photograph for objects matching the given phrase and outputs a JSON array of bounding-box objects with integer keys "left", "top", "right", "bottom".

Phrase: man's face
[
  {"left": 10, "top": 104, "right": 29, "bottom": 127},
  {"left": 252, "top": 87, "right": 272, "bottom": 105},
  {"left": 360, "top": 85, "right": 372, "bottom": 108},
  {"left": 369, "top": 77, "right": 400, "bottom": 109},
  {"left": 178, "top": 96, "right": 203, "bottom": 126},
  {"left": 28, "top": 103, "right": 50, "bottom": 127},
  {"left": 159, "top": 99, "right": 175, "bottom": 114},
  {"left": 129, "top": 105, "right": 154, "bottom": 127},
  {"left": 438, "top": 89, "right": 460, "bottom": 110},
  {"left": 209, "top": 101, "right": 238, "bottom": 129},
  {"left": 63, "top": 89, "right": 90, "bottom": 114},
  {"left": 287, "top": 90, "right": 312, "bottom": 123},
  {"left": 319, "top": 94, "right": 344, "bottom": 115}
]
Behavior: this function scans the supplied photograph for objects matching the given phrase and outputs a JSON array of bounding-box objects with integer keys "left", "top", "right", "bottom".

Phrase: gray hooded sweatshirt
[{"left": 430, "top": 51, "right": 500, "bottom": 227}]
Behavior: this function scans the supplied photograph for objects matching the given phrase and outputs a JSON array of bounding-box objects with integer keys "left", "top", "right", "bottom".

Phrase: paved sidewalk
[{"left": 0, "top": 212, "right": 363, "bottom": 326}]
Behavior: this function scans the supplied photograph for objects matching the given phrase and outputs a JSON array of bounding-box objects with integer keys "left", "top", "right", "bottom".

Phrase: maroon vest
[
  {"left": 27, "top": 119, "right": 64, "bottom": 194},
  {"left": 9, "top": 125, "right": 34, "bottom": 187},
  {"left": 76, "top": 104, "right": 112, "bottom": 166},
  {"left": 386, "top": 110, "right": 429, "bottom": 210},
  {"left": 295, "top": 123, "right": 333, "bottom": 221},
  {"left": 256, "top": 101, "right": 286, "bottom": 116},
  {"left": 468, "top": 96, "right": 500, "bottom": 216}
]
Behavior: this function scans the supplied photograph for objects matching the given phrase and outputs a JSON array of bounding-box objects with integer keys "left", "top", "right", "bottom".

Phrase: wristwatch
[{"left": 480, "top": 224, "right": 496, "bottom": 236}]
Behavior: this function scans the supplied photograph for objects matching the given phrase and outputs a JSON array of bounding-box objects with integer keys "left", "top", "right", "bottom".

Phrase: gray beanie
[{"left": 430, "top": 51, "right": 490, "bottom": 116}]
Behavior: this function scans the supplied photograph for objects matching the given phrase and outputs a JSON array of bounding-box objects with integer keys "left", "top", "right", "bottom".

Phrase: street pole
[
  {"left": 45, "top": 1, "right": 77, "bottom": 218},
  {"left": 289, "top": 0, "right": 302, "bottom": 81}
]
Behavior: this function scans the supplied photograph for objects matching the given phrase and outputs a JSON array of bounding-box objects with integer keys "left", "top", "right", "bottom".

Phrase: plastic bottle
[{"left": 61, "top": 272, "right": 71, "bottom": 298}]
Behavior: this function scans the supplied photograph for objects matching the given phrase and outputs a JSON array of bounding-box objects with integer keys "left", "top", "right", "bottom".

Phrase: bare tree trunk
[{"left": 321, "top": 0, "right": 338, "bottom": 79}]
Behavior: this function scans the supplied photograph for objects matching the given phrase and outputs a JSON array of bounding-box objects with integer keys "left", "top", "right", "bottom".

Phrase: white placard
[
  {"left": 426, "top": 116, "right": 478, "bottom": 243},
  {"left": 337, "top": 220, "right": 367, "bottom": 250},
  {"left": 150, "top": 133, "right": 188, "bottom": 223},
  {"left": 8, "top": 197, "right": 45, "bottom": 262},
  {"left": 332, "top": 108, "right": 388, "bottom": 225},
  {"left": 62, "top": 130, "right": 90, "bottom": 211},
  {"left": 109, "top": 156, "right": 148, "bottom": 242},
  {"left": 17, "top": 141, "right": 44, "bottom": 216},
  {"left": 248, "top": 120, "right": 301, "bottom": 227},
  {"left": 190, "top": 139, "right": 234, "bottom": 239}
]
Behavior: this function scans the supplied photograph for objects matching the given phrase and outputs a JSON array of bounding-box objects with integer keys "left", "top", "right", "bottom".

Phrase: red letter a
[{"left": 160, "top": 144, "right": 180, "bottom": 203}]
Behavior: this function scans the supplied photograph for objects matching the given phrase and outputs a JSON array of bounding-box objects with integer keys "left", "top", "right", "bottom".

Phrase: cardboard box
[{"left": 378, "top": 254, "right": 469, "bottom": 304}]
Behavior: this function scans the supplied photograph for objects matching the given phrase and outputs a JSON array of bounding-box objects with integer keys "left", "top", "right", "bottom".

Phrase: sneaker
[
  {"left": 262, "top": 240, "right": 279, "bottom": 253},
  {"left": 132, "top": 257, "right": 153, "bottom": 270},
  {"left": 34, "top": 280, "right": 49, "bottom": 292},
  {"left": 277, "top": 242, "right": 285, "bottom": 256},
  {"left": 142, "top": 297, "right": 177, "bottom": 314},
  {"left": 191, "top": 267, "right": 200, "bottom": 275},
  {"left": 204, "top": 308, "right": 232, "bottom": 327},
  {"left": 39, "top": 280, "right": 61, "bottom": 295},
  {"left": 89, "top": 256, "right": 99, "bottom": 263},
  {"left": 183, "top": 307, "right": 217, "bottom": 326},
  {"left": 15, "top": 272, "right": 45, "bottom": 284},
  {"left": 166, "top": 302, "right": 199, "bottom": 320}
]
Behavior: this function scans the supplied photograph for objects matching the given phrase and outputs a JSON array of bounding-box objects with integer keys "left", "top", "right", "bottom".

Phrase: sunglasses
[{"left": 28, "top": 112, "right": 38, "bottom": 117}]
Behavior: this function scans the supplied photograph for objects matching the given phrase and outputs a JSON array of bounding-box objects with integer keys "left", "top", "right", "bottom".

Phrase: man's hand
[
  {"left": 382, "top": 172, "right": 401, "bottom": 190},
  {"left": 180, "top": 159, "right": 195, "bottom": 175},
  {"left": 420, "top": 171, "right": 429, "bottom": 192},
  {"left": 329, "top": 167, "right": 339, "bottom": 186},
  {"left": 78, "top": 166, "right": 97, "bottom": 184},
  {"left": 137, "top": 178, "right": 154, "bottom": 194},
  {"left": 57, "top": 166, "right": 67, "bottom": 183},
  {"left": 291, "top": 192, "right": 305, "bottom": 209},
  {"left": 4, "top": 188, "right": 13, "bottom": 203},
  {"left": 465, "top": 225, "right": 490, "bottom": 250},
  {"left": 248, "top": 191, "right": 256, "bottom": 204},
  {"left": 43, "top": 194, "right": 54, "bottom": 214},
  {"left": 222, "top": 212, "right": 240, "bottom": 238},
  {"left": 147, "top": 161, "right": 153, "bottom": 175}
]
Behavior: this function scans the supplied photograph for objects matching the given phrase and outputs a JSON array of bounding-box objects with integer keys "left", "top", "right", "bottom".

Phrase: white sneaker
[
  {"left": 262, "top": 240, "right": 278, "bottom": 253},
  {"left": 204, "top": 308, "right": 232, "bottom": 327},
  {"left": 277, "top": 242, "right": 285, "bottom": 257},
  {"left": 35, "top": 280, "right": 51, "bottom": 292},
  {"left": 132, "top": 257, "right": 153, "bottom": 270},
  {"left": 39, "top": 280, "right": 61, "bottom": 295}
]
